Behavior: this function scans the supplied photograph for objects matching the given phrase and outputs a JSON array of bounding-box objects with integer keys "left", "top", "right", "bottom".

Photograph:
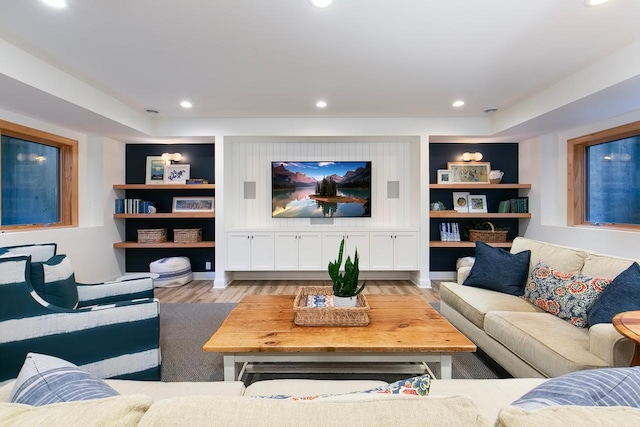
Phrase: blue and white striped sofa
[{"left": 0, "top": 243, "right": 160, "bottom": 382}]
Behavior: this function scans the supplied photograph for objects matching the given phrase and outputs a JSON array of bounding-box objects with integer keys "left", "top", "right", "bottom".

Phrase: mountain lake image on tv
[{"left": 272, "top": 161, "right": 372, "bottom": 218}]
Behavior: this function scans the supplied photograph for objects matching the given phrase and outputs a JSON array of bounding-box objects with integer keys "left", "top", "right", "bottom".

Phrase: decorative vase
[{"left": 333, "top": 295, "right": 358, "bottom": 308}]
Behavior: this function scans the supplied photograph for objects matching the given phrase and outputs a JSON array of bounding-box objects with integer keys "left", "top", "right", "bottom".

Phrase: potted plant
[{"left": 328, "top": 238, "right": 365, "bottom": 307}]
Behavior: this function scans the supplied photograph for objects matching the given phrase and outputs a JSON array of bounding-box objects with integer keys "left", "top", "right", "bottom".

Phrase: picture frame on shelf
[
  {"left": 164, "top": 164, "right": 191, "bottom": 184},
  {"left": 437, "top": 169, "right": 453, "bottom": 184},
  {"left": 447, "top": 162, "right": 491, "bottom": 183},
  {"left": 145, "top": 156, "right": 169, "bottom": 185},
  {"left": 468, "top": 194, "right": 488, "bottom": 213},
  {"left": 452, "top": 191, "right": 470, "bottom": 213},
  {"left": 172, "top": 196, "right": 215, "bottom": 213}
]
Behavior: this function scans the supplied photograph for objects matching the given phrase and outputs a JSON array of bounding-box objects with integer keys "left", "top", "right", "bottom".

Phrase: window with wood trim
[
  {"left": 0, "top": 120, "right": 78, "bottom": 230},
  {"left": 568, "top": 120, "right": 640, "bottom": 230}
]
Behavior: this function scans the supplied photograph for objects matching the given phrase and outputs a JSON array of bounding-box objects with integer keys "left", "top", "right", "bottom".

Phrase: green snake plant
[{"left": 328, "top": 238, "right": 366, "bottom": 298}]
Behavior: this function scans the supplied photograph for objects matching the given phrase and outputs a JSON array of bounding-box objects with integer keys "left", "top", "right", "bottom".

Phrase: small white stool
[{"left": 149, "top": 256, "right": 193, "bottom": 288}]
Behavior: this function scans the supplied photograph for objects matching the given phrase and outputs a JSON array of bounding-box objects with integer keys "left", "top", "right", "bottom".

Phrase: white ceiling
[{"left": 1, "top": 0, "right": 640, "bottom": 140}]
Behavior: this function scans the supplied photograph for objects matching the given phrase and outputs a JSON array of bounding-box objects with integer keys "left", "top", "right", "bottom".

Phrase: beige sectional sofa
[{"left": 440, "top": 237, "right": 636, "bottom": 378}]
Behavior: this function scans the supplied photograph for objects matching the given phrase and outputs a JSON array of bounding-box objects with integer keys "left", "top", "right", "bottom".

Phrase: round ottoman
[{"left": 149, "top": 256, "right": 193, "bottom": 287}]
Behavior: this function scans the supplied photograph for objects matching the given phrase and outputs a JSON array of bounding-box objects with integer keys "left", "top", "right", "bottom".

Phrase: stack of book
[
  {"left": 440, "top": 222, "right": 461, "bottom": 241},
  {"left": 498, "top": 197, "right": 529, "bottom": 213},
  {"left": 114, "top": 199, "right": 154, "bottom": 214}
]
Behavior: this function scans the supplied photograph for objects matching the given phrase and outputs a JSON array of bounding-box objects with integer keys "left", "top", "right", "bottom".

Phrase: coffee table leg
[
  {"left": 440, "top": 355, "right": 452, "bottom": 379},
  {"left": 223, "top": 355, "right": 237, "bottom": 381}
]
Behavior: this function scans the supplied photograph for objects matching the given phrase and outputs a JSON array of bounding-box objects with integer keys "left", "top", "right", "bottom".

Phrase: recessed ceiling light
[
  {"left": 452, "top": 100, "right": 465, "bottom": 108},
  {"left": 584, "top": 0, "right": 610, "bottom": 6},
  {"left": 316, "top": 100, "right": 328, "bottom": 108},
  {"left": 180, "top": 101, "right": 192, "bottom": 109},
  {"left": 310, "top": 0, "right": 333, "bottom": 8},
  {"left": 42, "top": 0, "right": 67, "bottom": 8}
]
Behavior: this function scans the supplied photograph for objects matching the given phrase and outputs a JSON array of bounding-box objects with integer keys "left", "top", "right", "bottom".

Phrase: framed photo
[
  {"left": 164, "top": 164, "right": 191, "bottom": 184},
  {"left": 145, "top": 156, "right": 169, "bottom": 185},
  {"left": 172, "top": 196, "right": 215, "bottom": 213},
  {"left": 447, "top": 162, "right": 491, "bottom": 183},
  {"left": 452, "top": 191, "right": 470, "bottom": 213},
  {"left": 468, "top": 195, "right": 488, "bottom": 213},
  {"left": 437, "top": 169, "right": 453, "bottom": 184}
]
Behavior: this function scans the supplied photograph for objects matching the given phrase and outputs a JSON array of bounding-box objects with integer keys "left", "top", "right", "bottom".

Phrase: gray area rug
[{"left": 160, "top": 303, "right": 505, "bottom": 384}]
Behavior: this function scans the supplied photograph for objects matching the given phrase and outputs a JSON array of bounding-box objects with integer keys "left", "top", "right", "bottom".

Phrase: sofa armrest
[
  {"left": 589, "top": 323, "right": 635, "bottom": 367},
  {"left": 77, "top": 277, "right": 154, "bottom": 306},
  {"left": 457, "top": 266, "right": 472, "bottom": 284}
]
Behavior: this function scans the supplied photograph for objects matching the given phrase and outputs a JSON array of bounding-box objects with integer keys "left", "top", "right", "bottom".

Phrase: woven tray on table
[
  {"left": 293, "top": 286, "right": 370, "bottom": 327},
  {"left": 468, "top": 222, "right": 507, "bottom": 243}
]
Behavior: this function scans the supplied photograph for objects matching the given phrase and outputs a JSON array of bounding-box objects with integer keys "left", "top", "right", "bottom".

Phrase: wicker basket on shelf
[
  {"left": 173, "top": 228, "right": 202, "bottom": 243},
  {"left": 468, "top": 222, "right": 507, "bottom": 243},
  {"left": 137, "top": 228, "right": 167, "bottom": 243}
]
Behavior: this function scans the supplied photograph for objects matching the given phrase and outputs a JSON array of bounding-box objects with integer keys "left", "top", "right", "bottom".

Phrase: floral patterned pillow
[
  {"left": 256, "top": 374, "right": 431, "bottom": 400},
  {"left": 523, "top": 261, "right": 611, "bottom": 328}
]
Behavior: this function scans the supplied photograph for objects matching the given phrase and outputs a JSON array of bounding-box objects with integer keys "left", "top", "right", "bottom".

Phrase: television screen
[{"left": 272, "top": 161, "right": 371, "bottom": 218}]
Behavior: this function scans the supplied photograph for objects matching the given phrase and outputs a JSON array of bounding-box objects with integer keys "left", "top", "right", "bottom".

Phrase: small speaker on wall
[
  {"left": 387, "top": 181, "right": 400, "bottom": 199},
  {"left": 243, "top": 181, "right": 256, "bottom": 199}
]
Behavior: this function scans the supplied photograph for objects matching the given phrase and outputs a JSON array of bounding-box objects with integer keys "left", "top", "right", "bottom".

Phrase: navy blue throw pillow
[
  {"left": 588, "top": 262, "right": 640, "bottom": 325},
  {"left": 462, "top": 241, "right": 531, "bottom": 296}
]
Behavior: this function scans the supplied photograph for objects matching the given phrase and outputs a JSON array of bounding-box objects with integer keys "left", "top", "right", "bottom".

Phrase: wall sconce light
[
  {"left": 161, "top": 152, "right": 183, "bottom": 163},
  {"left": 461, "top": 152, "right": 483, "bottom": 162}
]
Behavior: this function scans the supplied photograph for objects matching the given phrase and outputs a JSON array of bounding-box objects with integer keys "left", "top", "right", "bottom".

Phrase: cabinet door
[
  {"left": 345, "top": 231, "right": 370, "bottom": 270},
  {"left": 369, "top": 232, "right": 395, "bottom": 270},
  {"left": 297, "top": 232, "right": 323, "bottom": 270},
  {"left": 227, "top": 232, "right": 251, "bottom": 270},
  {"left": 274, "top": 232, "right": 300, "bottom": 270},
  {"left": 394, "top": 232, "right": 418, "bottom": 270},
  {"left": 250, "top": 232, "right": 275, "bottom": 271},
  {"left": 322, "top": 232, "right": 347, "bottom": 267}
]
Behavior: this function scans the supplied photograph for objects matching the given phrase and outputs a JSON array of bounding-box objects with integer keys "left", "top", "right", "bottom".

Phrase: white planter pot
[{"left": 333, "top": 295, "right": 358, "bottom": 308}]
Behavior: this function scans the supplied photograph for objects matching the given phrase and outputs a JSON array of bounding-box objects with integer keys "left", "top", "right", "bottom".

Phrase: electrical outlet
[{"left": 205, "top": 261, "right": 211, "bottom": 270}]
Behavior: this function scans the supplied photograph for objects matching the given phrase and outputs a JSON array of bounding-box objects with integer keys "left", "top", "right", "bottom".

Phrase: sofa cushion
[
  {"left": 581, "top": 253, "right": 637, "bottom": 279},
  {"left": 30, "top": 254, "right": 78, "bottom": 309},
  {"left": 588, "top": 263, "right": 640, "bottom": 325},
  {"left": 137, "top": 395, "right": 490, "bottom": 427},
  {"left": 497, "top": 405, "right": 640, "bottom": 427},
  {"left": 510, "top": 237, "right": 589, "bottom": 275},
  {"left": 462, "top": 242, "right": 531, "bottom": 296},
  {"left": 1, "top": 243, "right": 57, "bottom": 263},
  {"left": 511, "top": 366, "right": 640, "bottom": 410},
  {"left": 484, "top": 311, "right": 608, "bottom": 377},
  {"left": 440, "top": 282, "right": 543, "bottom": 330},
  {"left": 522, "top": 261, "right": 610, "bottom": 328},
  {"left": 0, "top": 395, "right": 152, "bottom": 427},
  {"left": 244, "top": 379, "right": 388, "bottom": 397},
  {"left": 10, "top": 353, "right": 118, "bottom": 406}
]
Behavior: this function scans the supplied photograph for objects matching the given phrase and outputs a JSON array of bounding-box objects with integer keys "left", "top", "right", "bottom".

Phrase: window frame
[
  {"left": 567, "top": 120, "right": 640, "bottom": 232},
  {"left": 0, "top": 119, "right": 78, "bottom": 231}
]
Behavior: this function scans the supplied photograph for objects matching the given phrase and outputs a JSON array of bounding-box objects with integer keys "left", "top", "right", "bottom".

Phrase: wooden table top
[
  {"left": 613, "top": 311, "right": 640, "bottom": 342},
  {"left": 203, "top": 294, "right": 476, "bottom": 354}
]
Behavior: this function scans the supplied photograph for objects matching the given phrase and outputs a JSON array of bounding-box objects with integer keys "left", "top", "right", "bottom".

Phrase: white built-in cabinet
[
  {"left": 227, "top": 229, "right": 416, "bottom": 272},
  {"left": 226, "top": 231, "right": 275, "bottom": 271},
  {"left": 369, "top": 231, "right": 419, "bottom": 271},
  {"left": 274, "top": 231, "right": 323, "bottom": 271}
]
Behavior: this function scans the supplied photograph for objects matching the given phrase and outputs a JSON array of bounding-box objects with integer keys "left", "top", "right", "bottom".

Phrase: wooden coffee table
[
  {"left": 613, "top": 310, "right": 640, "bottom": 366},
  {"left": 203, "top": 294, "right": 476, "bottom": 381}
]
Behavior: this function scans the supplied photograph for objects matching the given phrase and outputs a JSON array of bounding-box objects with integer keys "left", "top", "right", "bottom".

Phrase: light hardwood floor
[{"left": 155, "top": 280, "right": 441, "bottom": 304}]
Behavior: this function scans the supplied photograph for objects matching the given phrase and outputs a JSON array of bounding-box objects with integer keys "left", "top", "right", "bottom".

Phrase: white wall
[
  {"left": 520, "top": 108, "right": 640, "bottom": 261},
  {"left": 0, "top": 109, "right": 126, "bottom": 282}
]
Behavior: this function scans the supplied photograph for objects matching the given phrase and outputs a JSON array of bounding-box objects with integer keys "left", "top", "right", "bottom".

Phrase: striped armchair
[{"left": 0, "top": 244, "right": 160, "bottom": 382}]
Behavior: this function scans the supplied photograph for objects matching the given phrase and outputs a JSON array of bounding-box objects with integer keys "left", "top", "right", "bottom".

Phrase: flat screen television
[{"left": 272, "top": 161, "right": 371, "bottom": 218}]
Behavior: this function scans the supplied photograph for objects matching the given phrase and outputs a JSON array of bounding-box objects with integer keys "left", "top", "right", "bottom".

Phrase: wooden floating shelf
[
  {"left": 113, "top": 184, "right": 215, "bottom": 190},
  {"left": 429, "top": 184, "right": 531, "bottom": 190},
  {"left": 113, "top": 241, "right": 216, "bottom": 249},
  {"left": 113, "top": 213, "right": 215, "bottom": 219},
  {"left": 429, "top": 241, "right": 512, "bottom": 248},
  {"left": 429, "top": 212, "right": 531, "bottom": 219}
]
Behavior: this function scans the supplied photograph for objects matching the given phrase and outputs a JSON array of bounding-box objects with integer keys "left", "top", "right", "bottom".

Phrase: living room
[{"left": 1, "top": 1, "right": 640, "bottom": 425}]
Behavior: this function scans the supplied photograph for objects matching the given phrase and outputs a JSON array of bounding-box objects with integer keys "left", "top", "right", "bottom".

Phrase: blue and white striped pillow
[
  {"left": 30, "top": 254, "right": 78, "bottom": 309},
  {"left": 9, "top": 353, "right": 118, "bottom": 406},
  {"left": 1, "top": 243, "right": 57, "bottom": 262}
]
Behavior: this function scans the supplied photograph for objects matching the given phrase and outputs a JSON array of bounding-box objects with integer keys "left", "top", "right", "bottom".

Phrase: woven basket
[
  {"left": 174, "top": 228, "right": 202, "bottom": 243},
  {"left": 293, "top": 286, "right": 370, "bottom": 327},
  {"left": 468, "top": 222, "right": 507, "bottom": 243},
  {"left": 137, "top": 228, "right": 167, "bottom": 243}
]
